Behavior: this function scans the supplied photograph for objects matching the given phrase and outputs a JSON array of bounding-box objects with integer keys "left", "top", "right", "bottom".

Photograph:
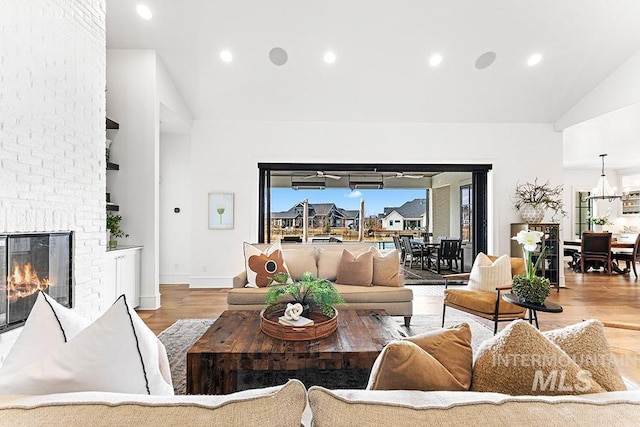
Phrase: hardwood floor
[{"left": 138, "top": 265, "right": 640, "bottom": 385}]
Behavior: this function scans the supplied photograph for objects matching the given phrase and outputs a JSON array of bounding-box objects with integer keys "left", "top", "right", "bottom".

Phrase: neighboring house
[
  {"left": 272, "top": 203, "right": 357, "bottom": 229},
  {"left": 380, "top": 199, "right": 428, "bottom": 231}
]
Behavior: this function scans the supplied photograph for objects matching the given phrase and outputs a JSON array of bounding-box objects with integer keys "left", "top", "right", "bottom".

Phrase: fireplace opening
[{"left": 0, "top": 232, "right": 72, "bottom": 333}]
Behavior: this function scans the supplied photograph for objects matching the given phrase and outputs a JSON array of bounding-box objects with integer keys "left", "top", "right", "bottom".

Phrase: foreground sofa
[
  {"left": 2, "top": 380, "right": 639, "bottom": 426},
  {"left": 229, "top": 242, "right": 414, "bottom": 326}
]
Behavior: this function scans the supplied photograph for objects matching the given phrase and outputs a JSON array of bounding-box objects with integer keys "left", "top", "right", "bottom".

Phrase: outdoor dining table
[
  {"left": 411, "top": 238, "right": 440, "bottom": 271},
  {"left": 564, "top": 239, "right": 634, "bottom": 274}
]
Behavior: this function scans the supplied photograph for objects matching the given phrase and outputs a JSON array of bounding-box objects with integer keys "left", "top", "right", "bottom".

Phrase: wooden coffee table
[{"left": 186, "top": 309, "right": 401, "bottom": 394}]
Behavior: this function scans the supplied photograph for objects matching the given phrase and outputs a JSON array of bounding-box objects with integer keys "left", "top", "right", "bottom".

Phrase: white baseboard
[
  {"left": 138, "top": 293, "right": 161, "bottom": 310},
  {"left": 189, "top": 276, "right": 233, "bottom": 288},
  {"left": 159, "top": 274, "right": 190, "bottom": 284}
]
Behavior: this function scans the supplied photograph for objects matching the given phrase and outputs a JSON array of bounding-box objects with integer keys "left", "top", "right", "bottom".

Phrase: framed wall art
[{"left": 208, "top": 192, "right": 234, "bottom": 229}]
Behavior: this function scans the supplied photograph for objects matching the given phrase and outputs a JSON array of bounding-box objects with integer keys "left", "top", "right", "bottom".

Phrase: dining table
[
  {"left": 563, "top": 239, "right": 634, "bottom": 274},
  {"left": 410, "top": 238, "right": 440, "bottom": 271}
]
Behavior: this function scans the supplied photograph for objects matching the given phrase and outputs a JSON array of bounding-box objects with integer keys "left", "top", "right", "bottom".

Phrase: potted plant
[
  {"left": 264, "top": 272, "right": 344, "bottom": 318},
  {"left": 511, "top": 230, "right": 551, "bottom": 305},
  {"left": 513, "top": 179, "right": 567, "bottom": 223},
  {"left": 106, "top": 213, "right": 126, "bottom": 249}
]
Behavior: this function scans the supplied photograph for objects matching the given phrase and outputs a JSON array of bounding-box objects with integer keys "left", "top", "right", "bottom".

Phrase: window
[{"left": 460, "top": 184, "right": 472, "bottom": 242}]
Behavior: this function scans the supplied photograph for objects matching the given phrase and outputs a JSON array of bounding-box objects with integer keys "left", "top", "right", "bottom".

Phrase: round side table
[{"left": 502, "top": 293, "right": 563, "bottom": 329}]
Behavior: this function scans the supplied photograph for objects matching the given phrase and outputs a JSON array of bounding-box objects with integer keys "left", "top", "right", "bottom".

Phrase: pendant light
[{"left": 586, "top": 154, "right": 622, "bottom": 201}]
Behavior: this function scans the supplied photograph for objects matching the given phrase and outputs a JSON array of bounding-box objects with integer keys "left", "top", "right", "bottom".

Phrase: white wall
[
  {"left": 187, "top": 120, "right": 563, "bottom": 287},
  {"left": 0, "top": 0, "right": 106, "bottom": 362},
  {"left": 160, "top": 133, "right": 192, "bottom": 284},
  {"left": 555, "top": 49, "right": 640, "bottom": 130},
  {"left": 106, "top": 49, "right": 160, "bottom": 309}
]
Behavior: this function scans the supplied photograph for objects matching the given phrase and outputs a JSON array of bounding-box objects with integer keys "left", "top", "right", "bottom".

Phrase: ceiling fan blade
[
  {"left": 302, "top": 174, "right": 318, "bottom": 180},
  {"left": 404, "top": 174, "right": 424, "bottom": 179},
  {"left": 324, "top": 174, "right": 341, "bottom": 180}
]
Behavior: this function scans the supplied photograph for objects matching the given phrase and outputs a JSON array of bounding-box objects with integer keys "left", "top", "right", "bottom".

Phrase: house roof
[{"left": 382, "top": 198, "right": 427, "bottom": 219}]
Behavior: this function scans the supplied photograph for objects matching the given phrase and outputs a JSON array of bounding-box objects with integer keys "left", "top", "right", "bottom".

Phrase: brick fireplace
[{"left": 0, "top": 233, "right": 72, "bottom": 332}]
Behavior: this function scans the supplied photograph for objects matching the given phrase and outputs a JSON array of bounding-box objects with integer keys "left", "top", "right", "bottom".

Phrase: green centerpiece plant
[
  {"left": 265, "top": 272, "right": 344, "bottom": 318},
  {"left": 511, "top": 230, "right": 551, "bottom": 305}
]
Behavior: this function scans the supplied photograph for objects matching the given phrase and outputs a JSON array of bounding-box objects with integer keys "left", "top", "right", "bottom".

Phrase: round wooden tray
[{"left": 260, "top": 308, "right": 338, "bottom": 341}]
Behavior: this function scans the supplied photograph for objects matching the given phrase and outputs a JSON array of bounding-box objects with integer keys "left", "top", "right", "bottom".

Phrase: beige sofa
[
  {"left": 2, "top": 381, "right": 639, "bottom": 426},
  {"left": 228, "top": 242, "right": 414, "bottom": 326}
]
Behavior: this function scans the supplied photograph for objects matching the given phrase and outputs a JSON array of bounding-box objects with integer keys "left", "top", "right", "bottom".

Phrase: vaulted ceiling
[{"left": 106, "top": 0, "right": 640, "bottom": 167}]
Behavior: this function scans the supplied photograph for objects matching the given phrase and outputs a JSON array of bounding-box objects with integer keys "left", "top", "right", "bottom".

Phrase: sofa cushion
[
  {"left": 244, "top": 241, "right": 290, "bottom": 288},
  {"left": 367, "top": 323, "right": 472, "bottom": 391},
  {"left": 0, "top": 379, "right": 307, "bottom": 427},
  {"left": 308, "top": 387, "right": 640, "bottom": 427},
  {"left": 543, "top": 319, "right": 626, "bottom": 392},
  {"left": 472, "top": 320, "right": 605, "bottom": 395},
  {"left": 0, "top": 295, "right": 174, "bottom": 396},
  {"left": 336, "top": 249, "right": 374, "bottom": 286},
  {"left": 371, "top": 248, "right": 401, "bottom": 287},
  {"left": 283, "top": 247, "right": 318, "bottom": 280},
  {"left": 467, "top": 253, "right": 512, "bottom": 292},
  {"left": 332, "top": 284, "right": 412, "bottom": 303},
  {"left": 444, "top": 288, "right": 526, "bottom": 315}
]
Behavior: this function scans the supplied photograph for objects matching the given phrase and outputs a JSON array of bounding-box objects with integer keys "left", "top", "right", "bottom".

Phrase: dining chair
[
  {"left": 392, "top": 235, "right": 405, "bottom": 263},
  {"left": 400, "top": 236, "right": 423, "bottom": 269},
  {"left": 612, "top": 233, "right": 640, "bottom": 277},
  {"left": 427, "top": 238, "right": 462, "bottom": 273},
  {"left": 580, "top": 232, "right": 612, "bottom": 275}
]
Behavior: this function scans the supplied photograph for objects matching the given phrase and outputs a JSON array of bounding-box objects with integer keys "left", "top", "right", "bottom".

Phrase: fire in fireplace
[{"left": 0, "top": 232, "right": 72, "bottom": 332}]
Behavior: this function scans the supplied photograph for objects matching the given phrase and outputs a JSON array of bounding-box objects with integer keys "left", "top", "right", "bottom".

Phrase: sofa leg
[{"left": 404, "top": 316, "right": 411, "bottom": 327}]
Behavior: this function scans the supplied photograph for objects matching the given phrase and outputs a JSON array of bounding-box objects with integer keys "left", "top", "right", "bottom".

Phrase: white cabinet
[
  {"left": 105, "top": 247, "right": 141, "bottom": 308},
  {"left": 623, "top": 191, "right": 640, "bottom": 215}
]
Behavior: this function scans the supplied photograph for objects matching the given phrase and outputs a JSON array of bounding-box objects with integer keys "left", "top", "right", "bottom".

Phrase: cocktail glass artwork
[{"left": 208, "top": 193, "right": 234, "bottom": 229}]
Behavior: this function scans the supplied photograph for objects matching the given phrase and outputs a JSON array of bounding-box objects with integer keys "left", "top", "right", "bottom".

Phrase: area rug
[{"left": 157, "top": 313, "right": 492, "bottom": 395}]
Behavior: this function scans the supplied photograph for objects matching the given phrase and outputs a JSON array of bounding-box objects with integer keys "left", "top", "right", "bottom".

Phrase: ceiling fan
[
  {"left": 302, "top": 171, "right": 341, "bottom": 180},
  {"left": 388, "top": 172, "right": 424, "bottom": 179}
]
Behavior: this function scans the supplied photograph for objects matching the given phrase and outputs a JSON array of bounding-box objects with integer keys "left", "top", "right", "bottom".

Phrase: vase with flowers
[
  {"left": 589, "top": 212, "right": 610, "bottom": 232},
  {"left": 511, "top": 230, "right": 551, "bottom": 305}
]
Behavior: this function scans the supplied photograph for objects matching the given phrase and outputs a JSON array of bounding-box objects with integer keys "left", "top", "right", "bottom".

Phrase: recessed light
[
  {"left": 527, "top": 53, "right": 542, "bottom": 66},
  {"left": 429, "top": 53, "right": 442, "bottom": 67},
  {"left": 136, "top": 4, "right": 152, "bottom": 20},
  {"left": 324, "top": 51, "right": 336, "bottom": 64},
  {"left": 220, "top": 50, "right": 233, "bottom": 63}
]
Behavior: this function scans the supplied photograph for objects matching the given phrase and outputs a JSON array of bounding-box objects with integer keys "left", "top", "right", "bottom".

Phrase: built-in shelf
[
  {"left": 106, "top": 162, "right": 120, "bottom": 170},
  {"left": 106, "top": 117, "right": 120, "bottom": 129},
  {"left": 107, "top": 203, "right": 120, "bottom": 212}
]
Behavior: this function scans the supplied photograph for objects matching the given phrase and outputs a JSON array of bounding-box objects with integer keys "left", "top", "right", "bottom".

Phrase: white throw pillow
[
  {"left": 0, "top": 292, "right": 90, "bottom": 373},
  {"left": 0, "top": 295, "right": 174, "bottom": 395},
  {"left": 244, "top": 241, "right": 291, "bottom": 287},
  {"left": 467, "top": 253, "right": 512, "bottom": 292}
]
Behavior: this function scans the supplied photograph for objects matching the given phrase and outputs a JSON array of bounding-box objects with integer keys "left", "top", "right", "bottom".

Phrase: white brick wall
[{"left": 0, "top": 0, "right": 107, "bottom": 363}]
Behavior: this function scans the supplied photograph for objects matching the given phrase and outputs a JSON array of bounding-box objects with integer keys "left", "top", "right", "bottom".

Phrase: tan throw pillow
[
  {"left": 317, "top": 249, "right": 342, "bottom": 281},
  {"left": 370, "top": 248, "right": 401, "bottom": 287},
  {"left": 367, "top": 323, "right": 472, "bottom": 391},
  {"left": 472, "top": 320, "right": 605, "bottom": 395},
  {"left": 335, "top": 249, "right": 373, "bottom": 286},
  {"left": 405, "top": 323, "right": 473, "bottom": 389},
  {"left": 282, "top": 248, "right": 318, "bottom": 280},
  {"left": 467, "top": 253, "right": 512, "bottom": 292},
  {"left": 543, "top": 319, "right": 626, "bottom": 392},
  {"left": 243, "top": 242, "right": 290, "bottom": 288}
]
